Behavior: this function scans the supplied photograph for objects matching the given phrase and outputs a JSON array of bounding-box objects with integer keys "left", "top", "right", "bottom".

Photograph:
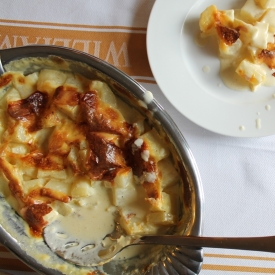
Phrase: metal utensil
[
  {"left": 44, "top": 218, "right": 275, "bottom": 267},
  {"left": 0, "top": 55, "right": 5, "bottom": 75}
]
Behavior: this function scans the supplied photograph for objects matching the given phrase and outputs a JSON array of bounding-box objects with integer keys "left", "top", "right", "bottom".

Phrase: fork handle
[{"left": 139, "top": 235, "right": 275, "bottom": 253}]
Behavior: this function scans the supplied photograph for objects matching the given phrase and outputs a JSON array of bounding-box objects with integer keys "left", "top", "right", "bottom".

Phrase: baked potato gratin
[
  {"left": 0, "top": 68, "right": 180, "bottom": 238},
  {"left": 199, "top": 0, "right": 275, "bottom": 91}
]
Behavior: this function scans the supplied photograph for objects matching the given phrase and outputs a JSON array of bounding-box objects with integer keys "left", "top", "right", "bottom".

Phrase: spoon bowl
[{"left": 44, "top": 218, "right": 275, "bottom": 267}]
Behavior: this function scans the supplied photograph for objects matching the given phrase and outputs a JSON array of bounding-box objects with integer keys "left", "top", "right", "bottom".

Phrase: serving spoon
[
  {"left": 0, "top": 55, "right": 4, "bottom": 75},
  {"left": 43, "top": 219, "right": 275, "bottom": 267}
]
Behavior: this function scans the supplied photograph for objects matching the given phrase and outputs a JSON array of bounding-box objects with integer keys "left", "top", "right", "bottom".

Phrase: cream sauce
[
  {"left": 266, "top": 104, "right": 271, "bottom": 111},
  {"left": 143, "top": 90, "right": 154, "bottom": 104},
  {"left": 57, "top": 186, "right": 115, "bottom": 243},
  {"left": 256, "top": 118, "right": 262, "bottom": 129},
  {"left": 194, "top": 32, "right": 208, "bottom": 47},
  {"left": 202, "top": 65, "right": 211, "bottom": 73},
  {"left": 239, "top": 125, "right": 246, "bottom": 131},
  {"left": 220, "top": 57, "right": 275, "bottom": 91}
]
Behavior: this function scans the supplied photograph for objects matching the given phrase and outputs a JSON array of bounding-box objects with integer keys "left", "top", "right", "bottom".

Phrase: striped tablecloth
[{"left": 1, "top": 0, "right": 275, "bottom": 274}]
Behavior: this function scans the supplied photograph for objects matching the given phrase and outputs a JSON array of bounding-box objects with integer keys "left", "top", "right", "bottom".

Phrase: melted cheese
[{"left": 0, "top": 64, "right": 181, "bottom": 265}]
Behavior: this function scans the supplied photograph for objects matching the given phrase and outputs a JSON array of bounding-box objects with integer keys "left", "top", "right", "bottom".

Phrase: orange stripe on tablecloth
[
  {"left": 0, "top": 246, "right": 8, "bottom": 253},
  {"left": 0, "top": 246, "right": 32, "bottom": 271},
  {"left": 205, "top": 253, "right": 275, "bottom": 262},
  {"left": 0, "top": 249, "right": 33, "bottom": 271},
  {"left": 203, "top": 264, "right": 275, "bottom": 273},
  {"left": 133, "top": 78, "right": 156, "bottom": 84},
  {"left": 0, "top": 247, "right": 275, "bottom": 273},
  {"left": 203, "top": 253, "right": 275, "bottom": 273},
  {"left": 0, "top": 257, "right": 33, "bottom": 271},
  {"left": 0, "top": 19, "right": 153, "bottom": 83},
  {"left": 0, "top": 18, "right": 147, "bottom": 32}
]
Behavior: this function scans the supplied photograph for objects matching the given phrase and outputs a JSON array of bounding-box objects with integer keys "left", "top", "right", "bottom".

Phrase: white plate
[{"left": 147, "top": 0, "right": 275, "bottom": 137}]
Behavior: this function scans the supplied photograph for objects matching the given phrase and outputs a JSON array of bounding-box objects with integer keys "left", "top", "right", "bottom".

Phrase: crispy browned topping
[
  {"left": 80, "top": 92, "right": 133, "bottom": 136},
  {"left": 53, "top": 86, "right": 80, "bottom": 106},
  {"left": 258, "top": 49, "right": 275, "bottom": 69},
  {"left": 214, "top": 10, "right": 233, "bottom": 28},
  {"left": 24, "top": 203, "right": 52, "bottom": 236},
  {"left": 143, "top": 182, "right": 159, "bottom": 200},
  {"left": 216, "top": 25, "right": 240, "bottom": 46},
  {"left": 0, "top": 74, "right": 13, "bottom": 88},
  {"left": 41, "top": 188, "right": 71, "bottom": 203},
  {"left": 1, "top": 71, "right": 171, "bottom": 237},
  {"left": 142, "top": 162, "right": 160, "bottom": 200},
  {"left": 2, "top": 82, "right": 140, "bottom": 235},
  {"left": 8, "top": 92, "right": 48, "bottom": 120},
  {"left": 125, "top": 139, "right": 160, "bottom": 200},
  {"left": 9, "top": 179, "right": 24, "bottom": 204},
  {"left": 87, "top": 132, "right": 127, "bottom": 180},
  {"left": 267, "top": 43, "right": 275, "bottom": 51},
  {"left": 20, "top": 152, "right": 63, "bottom": 171}
]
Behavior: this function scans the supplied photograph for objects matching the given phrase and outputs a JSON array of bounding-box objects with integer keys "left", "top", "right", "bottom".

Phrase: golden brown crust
[
  {"left": 0, "top": 74, "right": 13, "bottom": 88},
  {"left": 24, "top": 203, "right": 52, "bottom": 236},
  {"left": 53, "top": 86, "right": 80, "bottom": 106},
  {"left": 216, "top": 25, "right": 240, "bottom": 46},
  {"left": 0, "top": 77, "right": 139, "bottom": 235},
  {"left": 0, "top": 70, "right": 171, "bottom": 237},
  {"left": 258, "top": 49, "right": 275, "bottom": 69}
]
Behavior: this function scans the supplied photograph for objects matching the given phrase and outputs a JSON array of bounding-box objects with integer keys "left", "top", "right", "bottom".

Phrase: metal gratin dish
[{"left": 0, "top": 45, "right": 204, "bottom": 275}]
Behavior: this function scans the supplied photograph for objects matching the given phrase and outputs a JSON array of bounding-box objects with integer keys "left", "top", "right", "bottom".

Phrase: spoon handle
[
  {"left": 0, "top": 55, "right": 5, "bottom": 75},
  {"left": 139, "top": 235, "right": 275, "bottom": 253}
]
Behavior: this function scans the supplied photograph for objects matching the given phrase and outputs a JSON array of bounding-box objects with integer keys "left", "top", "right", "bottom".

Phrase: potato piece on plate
[
  {"left": 240, "top": 0, "right": 266, "bottom": 21},
  {"left": 236, "top": 59, "right": 266, "bottom": 90},
  {"left": 255, "top": 0, "right": 275, "bottom": 8}
]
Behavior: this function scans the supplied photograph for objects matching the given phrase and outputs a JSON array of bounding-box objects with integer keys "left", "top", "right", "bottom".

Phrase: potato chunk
[
  {"left": 236, "top": 59, "right": 266, "bottom": 90},
  {"left": 140, "top": 129, "right": 170, "bottom": 162},
  {"left": 158, "top": 157, "right": 180, "bottom": 189},
  {"left": 37, "top": 69, "right": 67, "bottom": 94},
  {"left": 89, "top": 80, "right": 117, "bottom": 108},
  {"left": 146, "top": 212, "right": 175, "bottom": 225},
  {"left": 12, "top": 72, "right": 38, "bottom": 99},
  {"left": 71, "top": 177, "right": 94, "bottom": 198},
  {"left": 255, "top": 0, "right": 275, "bottom": 8},
  {"left": 199, "top": 5, "right": 218, "bottom": 36}
]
